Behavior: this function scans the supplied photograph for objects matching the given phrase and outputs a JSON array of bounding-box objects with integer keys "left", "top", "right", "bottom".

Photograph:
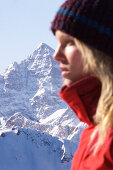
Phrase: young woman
[{"left": 51, "top": 0, "right": 113, "bottom": 169}]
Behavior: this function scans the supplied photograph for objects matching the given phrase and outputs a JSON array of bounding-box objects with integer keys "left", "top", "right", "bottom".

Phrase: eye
[
  {"left": 67, "top": 41, "right": 75, "bottom": 46},
  {"left": 62, "top": 40, "right": 75, "bottom": 48}
]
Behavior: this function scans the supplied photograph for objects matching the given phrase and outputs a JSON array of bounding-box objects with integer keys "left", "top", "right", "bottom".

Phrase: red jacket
[{"left": 59, "top": 76, "right": 113, "bottom": 170}]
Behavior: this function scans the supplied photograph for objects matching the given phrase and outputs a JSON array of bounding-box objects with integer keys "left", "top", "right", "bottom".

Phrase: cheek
[{"left": 69, "top": 48, "right": 83, "bottom": 66}]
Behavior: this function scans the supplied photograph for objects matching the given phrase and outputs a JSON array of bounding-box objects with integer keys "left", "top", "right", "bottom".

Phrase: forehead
[{"left": 55, "top": 30, "right": 74, "bottom": 41}]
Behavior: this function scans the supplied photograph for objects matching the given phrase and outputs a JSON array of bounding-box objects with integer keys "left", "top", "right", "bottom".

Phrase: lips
[
  {"left": 59, "top": 67, "right": 68, "bottom": 71},
  {"left": 59, "top": 67, "right": 70, "bottom": 78}
]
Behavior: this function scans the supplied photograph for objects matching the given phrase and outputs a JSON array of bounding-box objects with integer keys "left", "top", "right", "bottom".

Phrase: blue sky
[{"left": 0, "top": 0, "right": 64, "bottom": 74}]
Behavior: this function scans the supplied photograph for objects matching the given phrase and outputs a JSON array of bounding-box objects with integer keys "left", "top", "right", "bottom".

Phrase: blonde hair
[{"left": 74, "top": 38, "right": 113, "bottom": 153}]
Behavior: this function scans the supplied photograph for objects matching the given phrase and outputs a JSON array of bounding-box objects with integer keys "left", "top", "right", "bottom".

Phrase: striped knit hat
[{"left": 51, "top": 0, "right": 113, "bottom": 57}]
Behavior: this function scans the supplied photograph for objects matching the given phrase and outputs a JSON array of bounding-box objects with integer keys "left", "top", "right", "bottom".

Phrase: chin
[{"left": 63, "top": 78, "right": 73, "bottom": 86}]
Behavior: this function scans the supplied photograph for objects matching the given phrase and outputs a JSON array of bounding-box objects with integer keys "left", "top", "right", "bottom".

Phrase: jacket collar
[{"left": 59, "top": 75, "right": 101, "bottom": 126}]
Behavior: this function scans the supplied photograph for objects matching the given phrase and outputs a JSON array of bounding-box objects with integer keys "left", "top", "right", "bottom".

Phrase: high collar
[{"left": 59, "top": 75, "right": 101, "bottom": 126}]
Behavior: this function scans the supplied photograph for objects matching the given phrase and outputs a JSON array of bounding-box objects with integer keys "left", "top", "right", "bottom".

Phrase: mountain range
[{"left": 0, "top": 43, "right": 85, "bottom": 170}]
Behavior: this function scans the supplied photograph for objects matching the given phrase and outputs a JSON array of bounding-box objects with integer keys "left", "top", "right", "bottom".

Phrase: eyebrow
[{"left": 59, "top": 34, "right": 73, "bottom": 42}]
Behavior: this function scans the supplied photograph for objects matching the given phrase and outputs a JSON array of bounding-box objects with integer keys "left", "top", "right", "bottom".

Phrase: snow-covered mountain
[
  {"left": 0, "top": 43, "right": 85, "bottom": 170},
  {"left": 0, "top": 43, "right": 61, "bottom": 120}
]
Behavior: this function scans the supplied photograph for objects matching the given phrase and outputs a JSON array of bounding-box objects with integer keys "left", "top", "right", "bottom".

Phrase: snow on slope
[{"left": 0, "top": 127, "right": 73, "bottom": 170}]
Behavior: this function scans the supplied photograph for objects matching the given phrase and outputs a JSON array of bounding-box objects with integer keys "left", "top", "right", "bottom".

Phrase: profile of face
[{"left": 53, "top": 30, "right": 89, "bottom": 86}]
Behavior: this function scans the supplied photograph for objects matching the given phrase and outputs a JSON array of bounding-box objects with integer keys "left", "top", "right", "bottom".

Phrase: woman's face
[{"left": 53, "top": 30, "right": 89, "bottom": 86}]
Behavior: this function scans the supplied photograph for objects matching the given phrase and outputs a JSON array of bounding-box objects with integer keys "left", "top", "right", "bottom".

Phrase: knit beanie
[{"left": 51, "top": 0, "right": 113, "bottom": 57}]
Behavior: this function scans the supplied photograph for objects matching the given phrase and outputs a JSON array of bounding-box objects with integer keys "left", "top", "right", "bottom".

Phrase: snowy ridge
[{"left": 3, "top": 112, "right": 85, "bottom": 142}]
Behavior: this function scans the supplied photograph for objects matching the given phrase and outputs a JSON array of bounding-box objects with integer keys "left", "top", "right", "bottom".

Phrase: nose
[{"left": 53, "top": 45, "right": 65, "bottom": 62}]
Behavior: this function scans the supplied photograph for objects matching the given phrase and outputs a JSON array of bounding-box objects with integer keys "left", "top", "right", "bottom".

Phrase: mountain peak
[
  {"left": 37, "top": 42, "right": 48, "bottom": 48},
  {"left": 36, "top": 42, "right": 54, "bottom": 54},
  {"left": 37, "top": 42, "right": 54, "bottom": 49}
]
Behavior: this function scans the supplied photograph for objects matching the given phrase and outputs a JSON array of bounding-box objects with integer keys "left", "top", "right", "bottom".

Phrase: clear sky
[{"left": 0, "top": 0, "right": 64, "bottom": 74}]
